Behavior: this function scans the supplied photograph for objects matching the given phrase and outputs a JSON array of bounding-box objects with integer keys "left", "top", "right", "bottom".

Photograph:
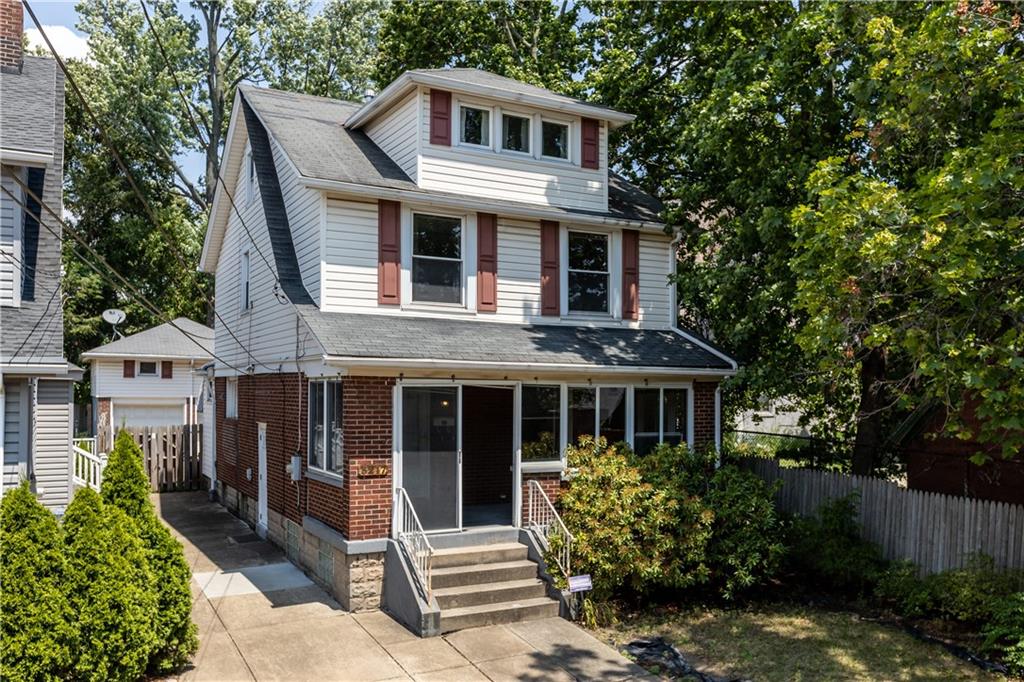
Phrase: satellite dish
[{"left": 102, "top": 309, "right": 126, "bottom": 325}]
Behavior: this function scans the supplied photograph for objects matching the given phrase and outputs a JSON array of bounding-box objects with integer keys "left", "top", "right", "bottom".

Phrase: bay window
[
  {"left": 567, "top": 231, "right": 609, "bottom": 313},
  {"left": 521, "top": 385, "right": 561, "bottom": 462},
  {"left": 308, "top": 380, "right": 343, "bottom": 476},
  {"left": 411, "top": 213, "right": 463, "bottom": 304}
]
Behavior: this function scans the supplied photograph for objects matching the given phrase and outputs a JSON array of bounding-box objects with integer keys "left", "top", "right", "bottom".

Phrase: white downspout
[{"left": 714, "top": 384, "right": 722, "bottom": 468}]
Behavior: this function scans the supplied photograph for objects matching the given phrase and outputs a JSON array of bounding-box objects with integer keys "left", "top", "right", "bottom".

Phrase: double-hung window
[
  {"left": 412, "top": 213, "right": 463, "bottom": 304},
  {"left": 460, "top": 106, "right": 490, "bottom": 147},
  {"left": 502, "top": 113, "right": 531, "bottom": 153},
  {"left": 567, "top": 231, "right": 610, "bottom": 313},
  {"left": 568, "top": 386, "right": 626, "bottom": 445},
  {"left": 521, "top": 385, "right": 561, "bottom": 462},
  {"left": 308, "top": 380, "right": 343, "bottom": 477},
  {"left": 541, "top": 120, "right": 569, "bottom": 160},
  {"left": 226, "top": 378, "right": 238, "bottom": 419},
  {"left": 633, "top": 387, "right": 689, "bottom": 455}
]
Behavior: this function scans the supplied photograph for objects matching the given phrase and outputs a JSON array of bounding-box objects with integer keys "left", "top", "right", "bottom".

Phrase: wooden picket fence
[
  {"left": 121, "top": 425, "right": 204, "bottom": 492},
  {"left": 737, "top": 457, "right": 1024, "bottom": 575}
]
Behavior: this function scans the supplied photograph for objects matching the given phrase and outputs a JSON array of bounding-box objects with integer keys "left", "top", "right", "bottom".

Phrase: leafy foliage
[
  {"left": 100, "top": 429, "right": 197, "bottom": 672},
  {"left": 983, "top": 592, "right": 1024, "bottom": 676},
  {"left": 63, "top": 488, "right": 158, "bottom": 681},
  {"left": 0, "top": 483, "right": 76, "bottom": 681},
  {"left": 788, "top": 493, "right": 884, "bottom": 591}
]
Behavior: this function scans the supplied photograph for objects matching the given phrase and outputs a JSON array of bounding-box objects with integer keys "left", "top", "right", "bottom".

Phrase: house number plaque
[{"left": 357, "top": 464, "right": 389, "bottom": 478}]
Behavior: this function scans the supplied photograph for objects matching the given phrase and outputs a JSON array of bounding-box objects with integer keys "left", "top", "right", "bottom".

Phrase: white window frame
[
  {"left": 632, "top": 385, "right": 693, "bottom": 454},
  {"left": 402, "top": 208, "right": 474, "bottom": 310},
  {"left": 1, "top": 166, "right": 24, "bottom": 308},
  {"left": 499, "top": 110, "right": 532, "bottom": 156},
  {"left": 565, "top": 229, "right": 613, "bottom": 316},
  {"left": 307, "top": 379, "right": 344, "bottom": 483},
  {"left": 240, "top": 249, "right": 252, "bottom": 312},
  {"left": 456, "top": 102, "right": 492, "bottom": 150},
  {"left": 539, "top": 117, "right": 572, "bottom": 163},
  {"left": 137, "top": 360, "right": 158, "bottom": 377},
  {"left": 226, "top": 378, "right": 238, "bottom": 419},
  {"left": 246, "top": 145, "right": 257, "bottom": 204}
]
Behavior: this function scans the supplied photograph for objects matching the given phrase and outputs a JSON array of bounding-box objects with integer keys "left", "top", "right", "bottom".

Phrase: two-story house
[
  {"left": 0, "top": 0, "right": 79, "bottom": 513},
  {"left": 200, "top": 68, "right": 737, "bottom": 634}
]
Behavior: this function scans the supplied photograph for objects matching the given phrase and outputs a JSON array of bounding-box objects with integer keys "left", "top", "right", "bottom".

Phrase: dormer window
[
  {"left": 542, "top": 120, "right": 569, "bottom": 160},
  {"left": 502, "top": 114, "right": 531, "bottom": 153},
  {"left": 412, "top": 213, "right": 463, "bottom": 304},
  {"left": 460, "top": 106, "right": 490, "bottom": 147}
]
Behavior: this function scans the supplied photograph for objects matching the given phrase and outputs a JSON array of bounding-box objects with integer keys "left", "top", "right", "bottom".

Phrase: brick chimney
[{"left": 0, "top": 0, "right": 23, "bottom": 73}]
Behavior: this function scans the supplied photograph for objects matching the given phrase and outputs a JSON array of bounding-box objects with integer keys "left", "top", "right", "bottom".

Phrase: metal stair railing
[
  {"left": 393, "top": 487, "right": 434, "bottom": 601},
  {"left": 525, "top": 479, "right": 573, "bottom": 579}
]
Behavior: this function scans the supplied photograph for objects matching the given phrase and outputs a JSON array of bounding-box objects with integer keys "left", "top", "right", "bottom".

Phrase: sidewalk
[{"left": 156, "top": 491, "right": 651, "bottom": 681}]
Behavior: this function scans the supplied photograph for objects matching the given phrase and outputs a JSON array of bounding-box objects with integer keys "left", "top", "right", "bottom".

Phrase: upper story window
[
  {"left": 567, "top": 231, "right": 609, "bottom": 313},
  {"left": 412, "top": 213, "right": 462, "bottom": 304},
  {"left": 460, "top": 106, "right": 490, "bottom": 147},
  {"left": 138, "top": 361, "right": 158, "bottom": 376},
  {"left": 502, "top": 113, "right": 531, "bottom": 153},
  {"left": 309, "top": 380, "right": 344, "bottom": 477},
  {"left": 240, "top": 249, "right": 252, "bottom": 311},
  {"left": 541, "top": 120, "right": 569, "bottom": 160}
]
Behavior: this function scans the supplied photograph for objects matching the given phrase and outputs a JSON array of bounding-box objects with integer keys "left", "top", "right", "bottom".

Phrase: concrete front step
[
  {"left": 434, "top": 578, "right": 547, "bottom": 610},
  {"left": 432, "top": 542, "right": 528, "bottom": 568},
  {"left": 440, "top": 596, "right": 560, "bottom": 633},
  {"left": 432, "top": 559, "right": 538, "bottom": 589}
]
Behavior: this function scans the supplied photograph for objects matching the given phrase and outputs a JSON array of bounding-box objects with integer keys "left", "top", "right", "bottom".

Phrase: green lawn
[{"left": 594, "top": 603, "right": 1002, "bottom": 681}]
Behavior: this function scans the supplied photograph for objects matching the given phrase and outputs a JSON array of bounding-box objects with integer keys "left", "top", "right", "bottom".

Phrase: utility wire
[
  {"left": 24, "top": 1, "right": 265, "bottom": 371},
  {"left": 1, "top": 172, "right": 251, "bottom": 375}
]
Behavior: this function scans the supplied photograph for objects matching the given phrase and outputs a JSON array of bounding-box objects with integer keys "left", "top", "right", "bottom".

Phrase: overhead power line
[{"left": 23, "top": 0, "right": 267, "bottom": 371}]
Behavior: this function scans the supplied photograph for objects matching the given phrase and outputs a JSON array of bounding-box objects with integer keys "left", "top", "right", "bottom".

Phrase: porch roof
[{"left": 296, "top": 307, "right": 735, "bottom": 373}]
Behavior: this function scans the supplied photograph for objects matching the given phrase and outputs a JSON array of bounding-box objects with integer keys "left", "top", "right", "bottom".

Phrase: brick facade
[
  {"left": 0, "top": 0, "right": 21, "bottom": 71},
  {"left": 693, "top": 381, "right": 718, "bottom": 451}
]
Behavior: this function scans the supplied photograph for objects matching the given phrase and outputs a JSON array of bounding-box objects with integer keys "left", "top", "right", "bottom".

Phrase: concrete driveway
[{"left": 156, "top": 492, "right": 650, "bottom": 681}]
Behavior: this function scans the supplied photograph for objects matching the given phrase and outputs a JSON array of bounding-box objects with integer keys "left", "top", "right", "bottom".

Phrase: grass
[{"left": 594, "top": 602, "right": 1003, "bottom": 681}]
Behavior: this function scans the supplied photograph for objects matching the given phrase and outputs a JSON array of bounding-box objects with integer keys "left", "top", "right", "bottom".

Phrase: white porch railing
[
  {"left": 393, "top": 487, "right": 434, "bottom": 601},
  {"left": 526, "top": 479, "right": 573, "bottom": 579},
  {"left": 72, "top": 438, "right": 106, "bottom": 491}
]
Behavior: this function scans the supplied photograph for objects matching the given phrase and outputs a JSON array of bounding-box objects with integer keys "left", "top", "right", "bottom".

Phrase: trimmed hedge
[{"left": 0, "top": 483, "right": 76, "bottom": 681}]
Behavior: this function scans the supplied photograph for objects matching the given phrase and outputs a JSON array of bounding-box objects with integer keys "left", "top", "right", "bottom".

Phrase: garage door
[{"left": 114, "top": 403, "right": 184, "bottom": 428}]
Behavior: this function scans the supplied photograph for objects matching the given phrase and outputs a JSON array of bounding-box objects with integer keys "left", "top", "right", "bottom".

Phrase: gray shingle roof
[
  {"left": 81, "top": 318, "right": 214, "bottom": 360},
  {"left": 238, "top": 85, "right": 664, "bottom": 225},
  {"left": 295, "top": 306, "right": 732, "bottom": 371},
  {"left": 0, "top": 56, "right": 57, "bottom": 156}
]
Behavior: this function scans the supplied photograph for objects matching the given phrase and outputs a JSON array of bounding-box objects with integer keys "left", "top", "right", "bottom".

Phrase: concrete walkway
[{"left": 156, "top": 492, "right": 650, "bottom": 681}]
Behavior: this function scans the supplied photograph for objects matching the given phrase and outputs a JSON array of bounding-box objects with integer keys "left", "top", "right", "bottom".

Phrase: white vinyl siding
[
  {"left": 365, "top": 91, "right": 418, "bottom": 181},
  {"left": 2, "top": 379, "right": 28, "bottom": 489},
  {"left": 495, "top": 217, "right": 542, "bottom": 319},
  {"left": 212, "top": 130, "right": 321, "bottom": 373},
  {"left": 418, "top": 89, "right": 608, "bottom": 213},
  {"left": 1, "top": 167, "right": 23, "bottom": 307},
  {"left": 637, "top": 233, "right": 674, "bottom": 328},
  {"left": 274, "top": 138, "right": 322, "bottom": 305},
  {"left": 34, "top": 379, "right": 72, "bottom": 510},
  {"left": 91, "top": 359, "right": 205, "bottom": 401},
  {"left": 322, "top": 198, "right": 379, "bottom": 310}
]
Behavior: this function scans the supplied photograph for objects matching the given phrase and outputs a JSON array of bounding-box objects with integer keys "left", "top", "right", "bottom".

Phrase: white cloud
[{"left": 25, "top": 25, "right": 90, "bottom": 62}]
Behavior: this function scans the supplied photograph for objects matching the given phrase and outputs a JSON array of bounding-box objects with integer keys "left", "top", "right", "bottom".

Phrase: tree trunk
[
  {"left": 204, "top": 5, "right": 224, "bottom": 207},
  {"left": 851, "top": 347, "right": 887, "bottom": 475}
]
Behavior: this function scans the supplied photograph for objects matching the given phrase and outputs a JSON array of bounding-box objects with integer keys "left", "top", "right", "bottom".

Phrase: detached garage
[{"left": 81, "top": 317, "right": 214, "bottom": 450}]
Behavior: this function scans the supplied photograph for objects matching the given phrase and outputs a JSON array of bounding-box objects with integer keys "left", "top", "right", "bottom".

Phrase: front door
[
  {"left": 257, "top": 422, "right": 268, "bottom": 535},
  {"left": 401, "top": 386, "right": 460, "bottom": 531}
]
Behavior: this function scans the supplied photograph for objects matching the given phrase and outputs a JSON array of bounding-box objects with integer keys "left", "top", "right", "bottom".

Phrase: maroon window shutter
[
  {"left": 123, "top": 360, "right": 135, "bottom": 378},
  {"left": 540, "top": 220, "right": 560, "bottom": 316},
  {"left": 477, "top": 213, "right": 498, "bottom": 312},
  {"left": 377, "top": 199, "right": 401, "bottom": 305},
  {"left": 581, "top": 117, "right": 600, "bottom": 170},
  {"left": 161, "top": 361, "right": 173, "bottom": 379},
  {"left": 429, "top": 90, "right": 451, "bottom": 146},
  {"left": 622, "top": 229, "right": 640, "bottom": 320}
]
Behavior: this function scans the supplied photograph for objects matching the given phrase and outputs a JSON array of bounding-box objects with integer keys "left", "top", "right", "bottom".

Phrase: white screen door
[{"left": 401, "top": 386, "right": 460, "bottom": 531}]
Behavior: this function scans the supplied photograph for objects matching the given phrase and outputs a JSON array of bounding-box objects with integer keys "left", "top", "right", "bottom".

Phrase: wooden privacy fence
[
  {"left": 737, "top": 457, "right": 1024, "bottom": 575},
  {"left": 121, "top": 425, "right": 203, "bottom": 492}
]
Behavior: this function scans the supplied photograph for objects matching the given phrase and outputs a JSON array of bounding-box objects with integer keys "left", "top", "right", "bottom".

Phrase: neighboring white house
[
  {"left": 81, "top": 318, "right": 213, "bottom": 446},
  {"left": 736, "top": 398, "right": 812, "bottom": 436}
]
